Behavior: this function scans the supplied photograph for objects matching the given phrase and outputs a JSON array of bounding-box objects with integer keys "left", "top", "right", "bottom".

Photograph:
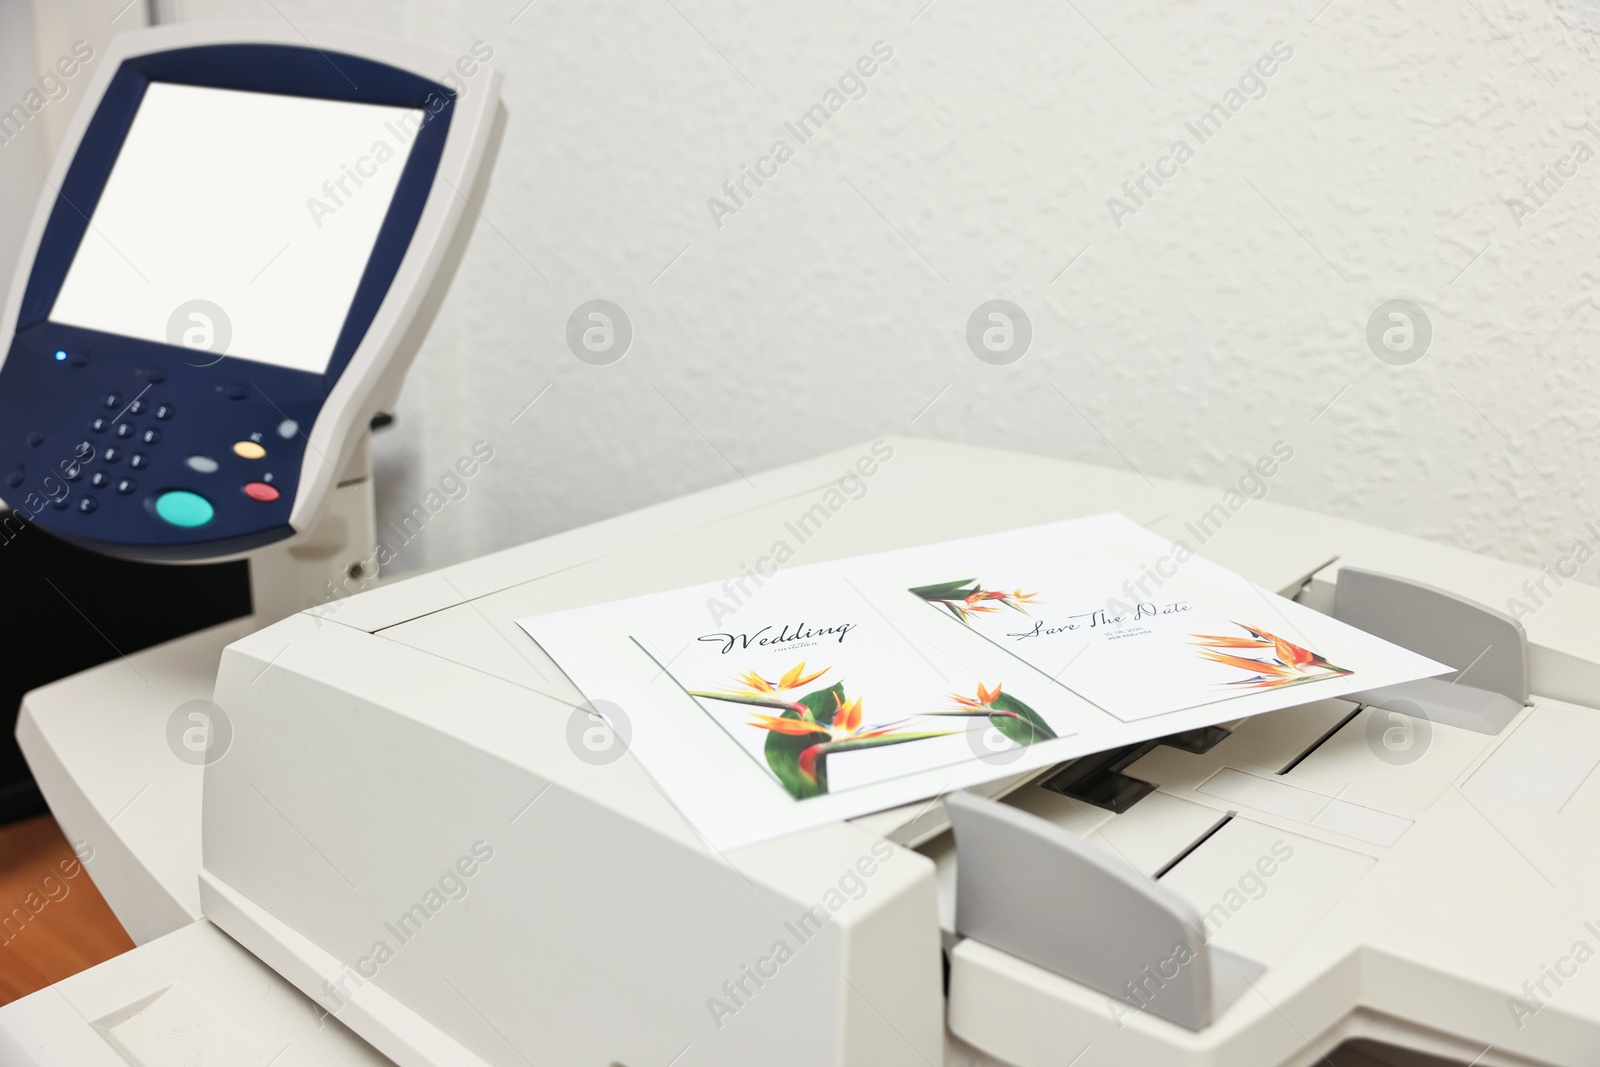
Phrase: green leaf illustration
[
  {"left": 762, "top": 682, "right": 843, "bottom": 799},
  {"left": 909, "top": 579, "right": 978, "bottom": 601},
  {"left": 987, "top": 690, "right": 1057, "bottom": 746}
]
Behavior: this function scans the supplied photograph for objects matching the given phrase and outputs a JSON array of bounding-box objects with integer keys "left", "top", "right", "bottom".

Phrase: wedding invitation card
[
  {"left": 518, "top": 513, "right": 1447, "bottom": 850},
  {"left": 636, "top": 612, "right": 1072, "bottom": 801}
]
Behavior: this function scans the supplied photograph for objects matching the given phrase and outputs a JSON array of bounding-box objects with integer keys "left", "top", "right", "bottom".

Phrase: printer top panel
[{"left": 370, "top": 437, "right": 1341, "bottom": 695}]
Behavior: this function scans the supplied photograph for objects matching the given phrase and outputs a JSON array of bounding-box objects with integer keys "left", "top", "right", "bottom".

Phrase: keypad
[{"left": 57, "top": 375, "right": 294, "bottom": 528}]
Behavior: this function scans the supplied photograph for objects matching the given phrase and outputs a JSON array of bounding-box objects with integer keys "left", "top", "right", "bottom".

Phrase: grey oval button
[
  {"left": 185, "top": 455, "right": 219, "bottom": 474},
  {"left": 276, "top": 419, "right": 298, "bottom": 439}
]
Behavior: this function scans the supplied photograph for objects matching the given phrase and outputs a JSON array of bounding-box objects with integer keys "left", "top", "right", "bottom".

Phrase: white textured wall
[
  {"left": 2, "top": 0, "right": 145, "bottom": 322},
  {"left": 0, "top": 2, "right": 45, "bottom": 300},
  {"left": 151, "top": 0, "right": 1600, "bottom": 584}
]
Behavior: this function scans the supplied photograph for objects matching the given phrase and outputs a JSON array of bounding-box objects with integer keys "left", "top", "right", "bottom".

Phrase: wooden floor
[{"left": 0, "top": 815, "right": 133, "bottom": 1007}]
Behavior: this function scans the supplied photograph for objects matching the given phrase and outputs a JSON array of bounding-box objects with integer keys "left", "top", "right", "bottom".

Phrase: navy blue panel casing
[{"left": 0, "top": 44, "right": 454, "bottom": 560}]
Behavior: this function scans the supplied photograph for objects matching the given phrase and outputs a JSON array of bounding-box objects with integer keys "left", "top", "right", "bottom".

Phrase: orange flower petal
[
  {"left": 793, "top": 666, "right": 829, "bottom": 688},
  {"left": 833, "top": 692, "right": 863, "bottom": 733},
  {"left": 738, "top": 669, "right": 775, "bottom": 694},
  {"left": 1196, "top": 623, "right": 1345, "bottom": 685},
  {"left": 1197, "top": 649, "right": 1295, "bottom": 676},
  {"left": 1189, "top": 634, "right": 1270, "bottom": 648},
  {"left": 1272, "top": 635, "right": 1315, "bottom": 668},
  {"left": 746, "top": 713, "right": 829, "bottom": 737}
]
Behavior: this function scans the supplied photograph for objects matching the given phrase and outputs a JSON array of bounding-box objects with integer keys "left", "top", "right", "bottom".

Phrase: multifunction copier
[{"left": 7, "top": 437, "right": 1600, "bottom": 1067}]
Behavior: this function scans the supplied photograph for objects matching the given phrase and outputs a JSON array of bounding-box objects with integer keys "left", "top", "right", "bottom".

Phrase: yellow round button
[{"left": 233, "top": 440, "right": 266, "bottom": 460}]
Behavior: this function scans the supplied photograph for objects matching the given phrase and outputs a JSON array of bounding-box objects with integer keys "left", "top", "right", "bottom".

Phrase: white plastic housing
[{"left": 202, "top": 613, "right": 945, "bottom": 1067}]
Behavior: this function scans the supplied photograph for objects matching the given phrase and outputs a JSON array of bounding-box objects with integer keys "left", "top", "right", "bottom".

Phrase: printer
[
  {"left": 2, "top": 15, "right": 1597, "bottom": 1067},
  {"left": 7, "top": 435, "right": 1600, "bottom": 1067}
]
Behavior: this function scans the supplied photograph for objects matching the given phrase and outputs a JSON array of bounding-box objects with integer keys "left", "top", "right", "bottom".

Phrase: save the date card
[{"left": 908, "top": 557, "right": 1359, "bottom": 722}]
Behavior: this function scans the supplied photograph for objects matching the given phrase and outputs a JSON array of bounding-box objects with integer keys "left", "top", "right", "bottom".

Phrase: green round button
[{"left": 155, "top": 490, "right": 214, "bottom": 528}]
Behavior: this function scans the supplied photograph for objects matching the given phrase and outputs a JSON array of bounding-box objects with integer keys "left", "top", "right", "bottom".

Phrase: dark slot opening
[
  {"left": 1153, "top": 812, "right": 1234, "bottom": 880},
  {"left": 1039, "top": 724, "right": 1232, "bottom": 813},
  {"left": 1277, "top": 705, "right": 1363, "bottom": 775}
]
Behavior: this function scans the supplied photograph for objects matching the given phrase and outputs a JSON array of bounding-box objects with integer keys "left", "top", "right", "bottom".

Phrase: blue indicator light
[{"left": 54, "top": 350, "right": 67, "bottom": 361}]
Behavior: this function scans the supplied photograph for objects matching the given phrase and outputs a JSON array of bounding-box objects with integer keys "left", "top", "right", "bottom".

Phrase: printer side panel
[{"left": 201, "top": 615, "right": 943, "bottom": 1067}]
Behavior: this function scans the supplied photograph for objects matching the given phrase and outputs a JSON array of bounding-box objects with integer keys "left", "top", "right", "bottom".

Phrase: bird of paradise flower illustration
[
  {"left": 909, "top": 579, "right": 1039, "bottom": 624},
  {"left": 922, "top": 682, "right": 1060, "bottom": 747},
  {"left": 688, "top": 663, "right": 1056, "bottom": 799},
  {"left": 1189, "top": 623, "right": 1352, "bottom": 691}
]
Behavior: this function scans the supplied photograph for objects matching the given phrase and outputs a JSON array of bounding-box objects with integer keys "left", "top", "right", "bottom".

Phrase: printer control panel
[
  {"left": 0, "top": 39, "right": 464, "bottom": 562},
  {"left": 0, "top": 323, "right": 320, "bottom": 559}
]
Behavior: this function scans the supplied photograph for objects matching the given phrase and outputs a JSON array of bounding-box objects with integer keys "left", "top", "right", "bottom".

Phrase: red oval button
[{"left": 243, "top": 482, "right": 279, "bottom": 502}]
